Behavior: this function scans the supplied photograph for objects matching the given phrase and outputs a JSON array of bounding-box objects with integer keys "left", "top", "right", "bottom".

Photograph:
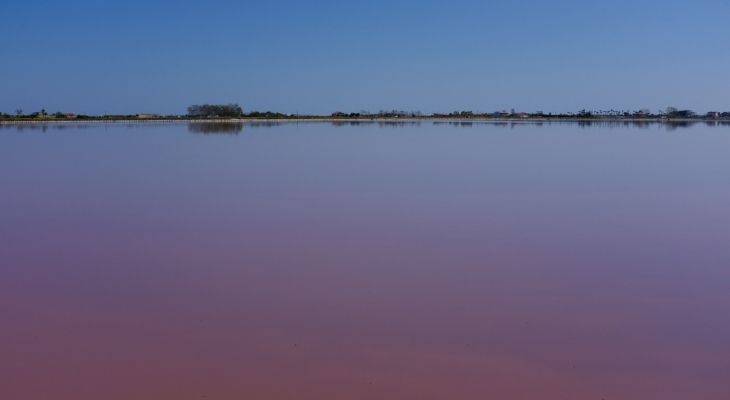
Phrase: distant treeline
[{"left": 3, "top": 104, "right": 730, "bottom": 121}]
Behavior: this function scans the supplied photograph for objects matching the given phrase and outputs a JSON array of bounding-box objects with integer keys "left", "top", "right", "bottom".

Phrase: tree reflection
[{"left": 187, "top": 122, "right": 244, "bottom": 134}]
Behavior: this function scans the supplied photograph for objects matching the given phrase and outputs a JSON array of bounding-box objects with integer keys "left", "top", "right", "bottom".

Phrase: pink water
[{"left": 2, "top": 122, "right": 729, "bottom": 399}]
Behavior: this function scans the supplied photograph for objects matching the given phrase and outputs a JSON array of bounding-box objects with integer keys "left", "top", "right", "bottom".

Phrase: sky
[{"left": 2, "top": 0, "right": 730, "bottom": 115}]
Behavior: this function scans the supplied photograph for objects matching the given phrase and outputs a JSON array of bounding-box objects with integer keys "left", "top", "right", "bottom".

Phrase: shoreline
[{"left": 2, "top": 117, "right": 729, "bottom": 125}]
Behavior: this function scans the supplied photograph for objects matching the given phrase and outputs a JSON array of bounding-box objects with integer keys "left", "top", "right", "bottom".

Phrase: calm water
[{"left": 2, "top": 121, "right": 729, "bottom": 399}]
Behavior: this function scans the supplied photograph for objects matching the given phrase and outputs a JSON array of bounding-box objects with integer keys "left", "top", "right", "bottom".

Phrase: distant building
[
  {"left": 136, "top": 114, "right": 160, "bottom": 119},
  {"left": 706, "top": 111, "right": 721, "bottom": 119}
]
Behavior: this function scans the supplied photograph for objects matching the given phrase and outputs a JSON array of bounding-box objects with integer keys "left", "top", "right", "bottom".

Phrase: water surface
[{"left": 2, "top": 121, "right": 729, "bottom": 399}]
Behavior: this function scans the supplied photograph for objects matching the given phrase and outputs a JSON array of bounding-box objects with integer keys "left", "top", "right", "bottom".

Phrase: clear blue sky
[{"left": 2, "top": 0, "right": 729, "bottom": 115}]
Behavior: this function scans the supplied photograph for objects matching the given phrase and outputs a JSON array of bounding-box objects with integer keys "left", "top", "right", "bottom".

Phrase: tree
[
  {"left": 187, "top": 104, "right": 244, "bottom": 118},
  {"left": 665, "top": 107, "right": 695, "bottom": 118}
]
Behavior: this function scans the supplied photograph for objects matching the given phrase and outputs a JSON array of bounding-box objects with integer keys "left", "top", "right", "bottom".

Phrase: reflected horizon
[{"left": 3, "top": 119, "right": 730, "bottom": 133}]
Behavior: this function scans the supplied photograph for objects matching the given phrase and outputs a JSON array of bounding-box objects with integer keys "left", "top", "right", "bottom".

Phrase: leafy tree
[
  {"left": 187, "top": 104, "right": 244, "bottom": 118},
  {"left": 665, "top": 107, "right": 695, "bottom": 118},
  {"left": 247, "top": 111, "right": 288, "bottom": 118}
]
